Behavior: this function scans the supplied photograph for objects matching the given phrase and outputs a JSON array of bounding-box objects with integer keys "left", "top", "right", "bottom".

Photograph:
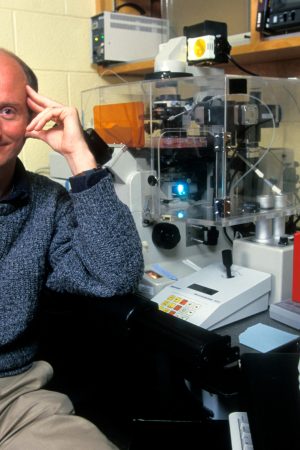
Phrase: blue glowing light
[
  {"left": 177, "top": 184, "right": 185, "bottom": 195},
  {"left": 172, "top": 182, "right": 188, "bottom": 197},
  {"left": 177, "top": 211, "right": 185, "bottom": 219}
]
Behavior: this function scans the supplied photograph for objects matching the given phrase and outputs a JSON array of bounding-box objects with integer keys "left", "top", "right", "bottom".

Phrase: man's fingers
[
  {"left": 26, "top": 85, "right": 63, "bottom": 108},
  {"left": 27, "top": 96, "right": 44, "bottom": 113},
  {"left": 26, "top": 106, "right": 65, "bottom": 131}
]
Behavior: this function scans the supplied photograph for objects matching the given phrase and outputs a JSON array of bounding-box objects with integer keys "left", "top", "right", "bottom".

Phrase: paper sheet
[{"left": 239, "top": 323, "right": 299, "bottom": 353}]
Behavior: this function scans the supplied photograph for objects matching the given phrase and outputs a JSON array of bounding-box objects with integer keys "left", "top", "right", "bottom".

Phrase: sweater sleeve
[
  {"left": 45, "top": 173, "right": 144, "bottom": 297},
  {"left": 68, "top": 168, "right": 110, "bottom": 193}
]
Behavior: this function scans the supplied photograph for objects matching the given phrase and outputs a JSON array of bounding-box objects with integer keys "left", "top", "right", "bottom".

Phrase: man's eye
[{"left": 0, "top": 107, "right": 16, "bottom": 118}]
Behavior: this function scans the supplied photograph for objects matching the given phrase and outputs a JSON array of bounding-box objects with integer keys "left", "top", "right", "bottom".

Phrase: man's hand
[{"left": 25, "top": 85, "right": 97, "bottom": 175}]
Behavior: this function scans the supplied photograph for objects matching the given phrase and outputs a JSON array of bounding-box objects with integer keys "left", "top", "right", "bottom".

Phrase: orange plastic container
[{"left": 93, "top": 102, "right": 145, "bottom": 148}]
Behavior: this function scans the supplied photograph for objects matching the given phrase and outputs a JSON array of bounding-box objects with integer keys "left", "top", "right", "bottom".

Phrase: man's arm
[
  {"left": 26, "top": 86, "right": 144, "bottom": 296},
  {"left": 45, "top": 176, "right": 144, "bottom": 296}
]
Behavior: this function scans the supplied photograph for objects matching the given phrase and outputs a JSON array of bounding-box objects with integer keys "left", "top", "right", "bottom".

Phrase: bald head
[{"left": 0, "top": 49, "right": 38, "bottom": 91}]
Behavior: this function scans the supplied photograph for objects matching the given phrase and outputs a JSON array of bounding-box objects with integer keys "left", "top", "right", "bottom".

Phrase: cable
[
  {"left": 223, "top": 227, "right": 233, "bottom": 245},
  {"left": 99, "top": 69, "right": 128, "bottom": 83},
  {"left": 226, "top": 54, "right": 259, "bottom": 77},
  {"left": 236, "top": 152, "right": 282, "bottom": 195}
]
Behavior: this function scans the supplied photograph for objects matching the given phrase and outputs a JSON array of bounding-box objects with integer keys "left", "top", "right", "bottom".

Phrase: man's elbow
[{"left": 111, "top": 255, "right": 144, "bottom": 296}]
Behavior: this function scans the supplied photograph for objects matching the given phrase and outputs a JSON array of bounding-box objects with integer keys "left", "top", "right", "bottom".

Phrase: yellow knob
[{"left": 194, "top": 38, "right": 206, "bottom": 58}]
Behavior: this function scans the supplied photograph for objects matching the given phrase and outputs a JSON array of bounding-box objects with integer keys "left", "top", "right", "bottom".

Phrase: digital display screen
[{"left": 188, "top": 283, "right": 218, "bottom": 296}]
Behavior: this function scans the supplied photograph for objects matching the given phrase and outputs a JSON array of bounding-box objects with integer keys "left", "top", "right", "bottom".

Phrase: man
[{"left": 0, "top": 49, "right": 144, "bottom": 448}]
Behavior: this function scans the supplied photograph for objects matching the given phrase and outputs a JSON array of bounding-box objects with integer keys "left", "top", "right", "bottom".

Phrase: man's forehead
[
  {"left": 0, "top": 53, "right": 27, "bottom": 83},
  {"left": 0, "top": 71, "right": 27, "bottom": 110}
]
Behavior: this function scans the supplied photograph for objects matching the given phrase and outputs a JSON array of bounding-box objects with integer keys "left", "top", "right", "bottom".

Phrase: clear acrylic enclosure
[{"left": 81, "top": 73, "right": 300, "bottom": 228}]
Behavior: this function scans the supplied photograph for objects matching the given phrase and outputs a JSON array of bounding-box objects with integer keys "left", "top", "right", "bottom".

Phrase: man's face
[{"left": 0, "top": 53, "right": 29, "bottom": 168}]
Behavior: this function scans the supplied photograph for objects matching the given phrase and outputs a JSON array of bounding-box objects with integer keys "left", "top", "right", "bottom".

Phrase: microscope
[{"left": 80, "top": 62, "right": 300, "bottom": 315}]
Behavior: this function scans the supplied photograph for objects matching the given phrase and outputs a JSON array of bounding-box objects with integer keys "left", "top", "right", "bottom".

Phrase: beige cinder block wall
[{"left": 0, "top": 0, "right": 106, "bottom": 173}]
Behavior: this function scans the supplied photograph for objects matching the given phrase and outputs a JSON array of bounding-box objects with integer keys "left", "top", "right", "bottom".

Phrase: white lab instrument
[
  {"left": 233, "top": 237, "right": 293, "bottom": 304},
  {"left": 151, "top": 263, "right": 271, "bottom": 330},
  {"left": 91, "top": 12, "right": 169, "bottom": 64}
]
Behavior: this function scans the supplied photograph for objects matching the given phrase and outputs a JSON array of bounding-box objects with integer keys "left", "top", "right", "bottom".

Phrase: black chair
[
  {"left": 37, "top": 289, "right": 234, "bottom": 450},
  {"left": 37, "top": 289, "right": 138, "bottom": 448}
]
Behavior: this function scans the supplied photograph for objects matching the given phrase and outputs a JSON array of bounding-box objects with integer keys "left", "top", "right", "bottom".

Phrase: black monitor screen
[
  {"left": 270, "top": 0, "right": 300, "bottom": 12},
  {"left": 188, "top": 283, "right": 218, "bottom": 296}
]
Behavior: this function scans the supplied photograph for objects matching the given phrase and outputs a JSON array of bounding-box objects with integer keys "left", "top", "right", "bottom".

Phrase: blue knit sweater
[{"left": 0, "top": 160, "right": 144, "bottom": 376}]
